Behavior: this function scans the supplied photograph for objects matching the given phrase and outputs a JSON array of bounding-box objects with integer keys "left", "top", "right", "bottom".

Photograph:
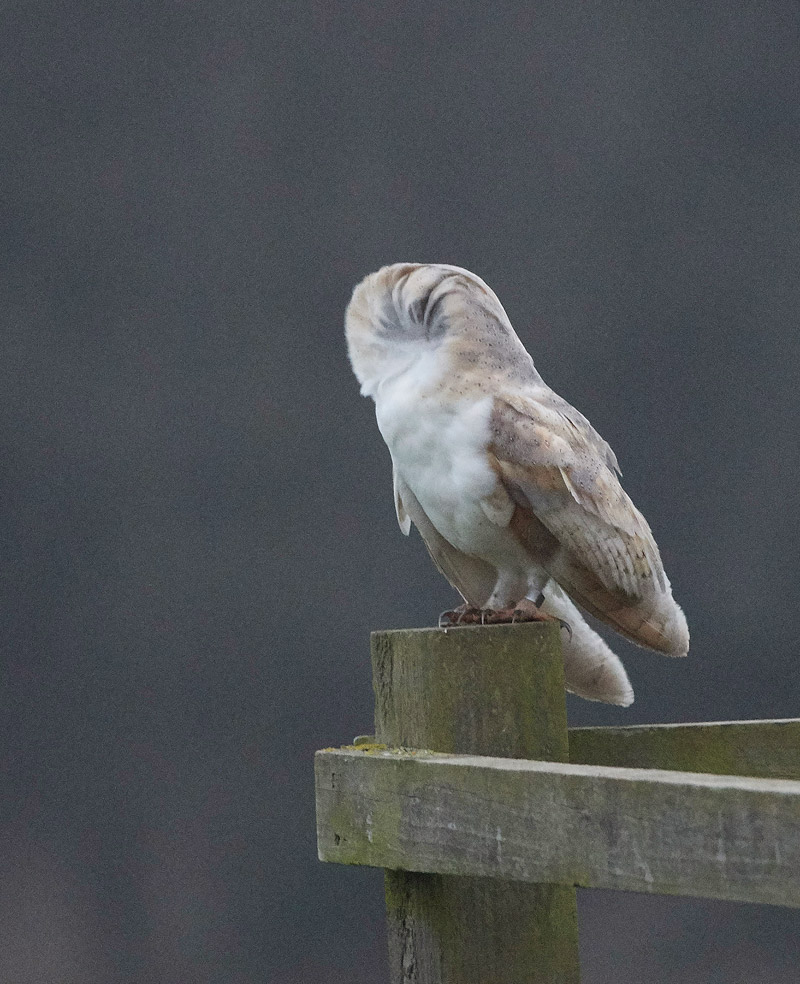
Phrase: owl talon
[
  {"left": 439, "top": 605, "right": 482, "bottom": 627},
  {"left": 515, "top": 608, "right": 572, "bottom": 638}
]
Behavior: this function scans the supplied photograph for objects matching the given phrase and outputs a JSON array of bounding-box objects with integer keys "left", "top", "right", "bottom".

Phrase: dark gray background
[{"left": 3, "top": 1, "right": 800, "bottom": 980}]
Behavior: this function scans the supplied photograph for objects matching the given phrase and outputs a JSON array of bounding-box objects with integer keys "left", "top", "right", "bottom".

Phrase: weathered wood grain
[
  {"left": 569, "top": 718, "right": 800, "bottom": 779},
  {"left": 371, "top": 623, "right": 581, "bottom": 984},
  {"left": 372, "top": 624, "right": 570, "bottom": 761},
  {"left": 316, "top": 747, "right": 800, "bottom": 909}
]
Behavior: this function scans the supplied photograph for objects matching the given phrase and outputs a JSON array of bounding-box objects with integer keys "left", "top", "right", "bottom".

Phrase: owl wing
[{"left": 488, "top": 391, "right": 688, "bottom": 656}]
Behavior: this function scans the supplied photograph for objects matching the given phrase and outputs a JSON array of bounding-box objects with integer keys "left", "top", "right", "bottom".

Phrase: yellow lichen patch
[
  {"left": 339, "top": 742, "right": 389, "bottom": 755},
  {"left": 335, "top": 743, "right": 441, "bottom": 758}
]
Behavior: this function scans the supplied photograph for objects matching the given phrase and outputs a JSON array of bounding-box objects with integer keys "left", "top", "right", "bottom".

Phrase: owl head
[{"left": 345, "top": 262, "right": 516, "bottom": 396}]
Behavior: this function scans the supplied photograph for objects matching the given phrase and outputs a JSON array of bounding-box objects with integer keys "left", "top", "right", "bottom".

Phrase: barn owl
[{"left": 345, "top": 263, "right": 689, "bottom": 706}]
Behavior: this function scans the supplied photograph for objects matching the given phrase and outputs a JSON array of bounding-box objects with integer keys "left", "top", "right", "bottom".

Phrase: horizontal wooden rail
[
  {"left": 569, "top": 718, "right": 800, "bottom": 779},
  {"left": 316, "top": 746, "right": 800, "bottom": 909},
  {"left": 349, "top": 718, "right": 800, "bottom": 781}
]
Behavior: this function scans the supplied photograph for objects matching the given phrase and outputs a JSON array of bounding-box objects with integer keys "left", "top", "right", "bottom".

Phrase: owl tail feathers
[
  {"left": 610, "top": 595, "right": 689, "bottom": 659},
  {"left": 538, "top": 582, "right": 635, "bottom": 707}
]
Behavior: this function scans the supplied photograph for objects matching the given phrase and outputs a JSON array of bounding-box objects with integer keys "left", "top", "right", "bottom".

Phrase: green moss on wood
[
  {"left": 384, "top": 870, "right": 580, "bottom": 984},
  {"left": 569, "top": 719, "right": 800, "bottom": 780},
  {"left": 369, "top": 622, "right": 581, "bottom": 983},
  {"left": 372, "top": 622, "right": 568, "bottom": 761}
]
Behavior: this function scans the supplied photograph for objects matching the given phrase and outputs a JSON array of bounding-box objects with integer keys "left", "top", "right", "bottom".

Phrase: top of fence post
[{"left": 371, "top": 622, "right": 568, "bottom": 759}]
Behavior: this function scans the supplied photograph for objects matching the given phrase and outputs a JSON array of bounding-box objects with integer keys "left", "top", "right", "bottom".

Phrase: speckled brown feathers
[{"left": 488, "top": 395, "right": 683, "bottom": 654}]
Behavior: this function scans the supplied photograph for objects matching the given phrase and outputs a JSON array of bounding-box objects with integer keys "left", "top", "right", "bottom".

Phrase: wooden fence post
[{"left": 372, "top": 622, "right": 581, "bottom": 984}]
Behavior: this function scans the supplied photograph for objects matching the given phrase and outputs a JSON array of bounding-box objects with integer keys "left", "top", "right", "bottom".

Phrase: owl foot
[
  {"left": 513, "top": 597, "right": 572, "bottom": 638},
  {"left": 438, "top": 602, "right": 571, "bottom": 637}
]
